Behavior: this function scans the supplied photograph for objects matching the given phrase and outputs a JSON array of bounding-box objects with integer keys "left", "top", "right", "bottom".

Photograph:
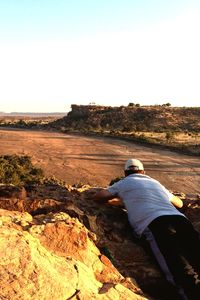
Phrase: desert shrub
[
  {"left": 109, "top": 130, "right": 117, "bottom": 135},
  {"left": 0, "top": 155, "right": 66, "bottom": 186},
  {"left": 42, "top": 175, "right": 65, "bottom": 186},
  {"left": 122, "top": 123, "right": 134, "bottom": 132},
  {"left": 137, "top": 133, "right": 150, "bottom": 142},
  {"left": 0, "top": 155, "right": 44, "bottom": 185},
  {"left": 165, "top": 131, "right": 175, "bottom": 142},
  {"left": 130, "top": 132, "right": 136, "bottom": 138},
  {"left": 162, "top": 103, "right": 171, "bottom": 107}
]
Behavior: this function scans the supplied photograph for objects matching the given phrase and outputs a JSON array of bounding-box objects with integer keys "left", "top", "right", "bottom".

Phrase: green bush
[{"left": 0, "top": 155, "right": 44, "bottom": 185}]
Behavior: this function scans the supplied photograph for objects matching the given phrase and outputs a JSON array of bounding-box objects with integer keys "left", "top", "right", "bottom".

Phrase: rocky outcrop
[
  {"left": 0, "top": 185, "right": 148, "bottom": 300},
  {"left": 0, "top": 208, "right": 146, "bottom": 300},
  {"left": 0, "top": 184, "right": 199, "bottom": 299},
  {"left": 50, "top": 105, "right": 200, "bottom": 132}
]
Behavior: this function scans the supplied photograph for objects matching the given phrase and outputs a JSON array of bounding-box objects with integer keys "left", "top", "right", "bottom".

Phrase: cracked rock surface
[{"left": 0, "top": 209, "right": 147, "bottom": 300}]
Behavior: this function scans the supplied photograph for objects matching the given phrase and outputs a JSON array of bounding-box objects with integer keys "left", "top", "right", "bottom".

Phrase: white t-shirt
[{"left": 108, "top": 174, "right": 184, "bottom": 236}]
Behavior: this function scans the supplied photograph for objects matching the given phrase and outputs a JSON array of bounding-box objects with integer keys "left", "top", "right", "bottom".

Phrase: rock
[
  {"left": 0, "top": 209, "right": 147, "bottom": 300},
  {"left": 0, "top": 197, "right": 66, "bottom": 214},
  {"left": 50, "top": 104, "right": 200, "bottom": 133},
  {"left": 172, "top": 191, "right": 186, "bottom": 199},
  {"left": 30, "top": 212, "right": 129, "bottom": 286},
  {"left": 0, "top": 222, "right": 77, "bottom": 300},
  {"left": 0, "top": 185, "right": 27, "bottom": 199},
  {"left": 2, "top": 184, "right": 200, "bottom": 299},
  {"left": 181, "top": 195, "right": 200, "bottom": 232},
  {"left": 25, "top": 184, "right": 72, "bottom": 201}
]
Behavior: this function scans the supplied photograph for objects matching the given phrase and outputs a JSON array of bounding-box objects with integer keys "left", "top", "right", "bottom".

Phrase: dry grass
[{"left": 134, "top": 131, "right": 200, "bottom": 145}]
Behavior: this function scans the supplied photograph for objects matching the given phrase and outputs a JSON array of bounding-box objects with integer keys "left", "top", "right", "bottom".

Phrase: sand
[{"left": 0, "top": 128, "right": 199, "bottom": 194}]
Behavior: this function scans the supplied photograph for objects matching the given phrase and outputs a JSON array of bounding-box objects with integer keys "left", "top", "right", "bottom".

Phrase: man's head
[{"left": 124, "top": 159, "right": 144, "bottom": 176}]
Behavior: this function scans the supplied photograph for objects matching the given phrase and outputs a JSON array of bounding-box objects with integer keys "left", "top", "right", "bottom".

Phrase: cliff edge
[{"left": 50, "top": 105, "right": 200, "bottom": 132}]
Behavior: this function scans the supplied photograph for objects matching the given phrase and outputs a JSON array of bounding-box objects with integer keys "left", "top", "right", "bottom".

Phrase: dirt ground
[{"left": 0, "top": 128, "right": 200, "bottom": 194}]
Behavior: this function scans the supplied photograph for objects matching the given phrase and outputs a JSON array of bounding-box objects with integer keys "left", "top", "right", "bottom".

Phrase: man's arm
[
  {"left": 91, "top": 189, "right": 117, "bottom": 204},
  {"left": 170, "top": 195, "right": 183, "bottom": 208},
  {"left": 85, "top": 188, "right": 122, "bottom": 205}
]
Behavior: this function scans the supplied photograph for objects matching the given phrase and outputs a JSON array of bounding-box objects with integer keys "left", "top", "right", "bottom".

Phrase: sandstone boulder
[{"left": 0, "top": 209, "right": 147, "bottom": 300}]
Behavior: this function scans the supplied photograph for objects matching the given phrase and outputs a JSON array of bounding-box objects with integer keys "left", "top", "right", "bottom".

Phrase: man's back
[{"left": 108, "top": 173, "right": 184, "bottom": 236}]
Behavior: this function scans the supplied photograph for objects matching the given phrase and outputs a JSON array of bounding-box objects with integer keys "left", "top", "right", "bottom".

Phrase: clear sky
[{"left": 0, "top": 0, "right": 200, "bottom": 112}]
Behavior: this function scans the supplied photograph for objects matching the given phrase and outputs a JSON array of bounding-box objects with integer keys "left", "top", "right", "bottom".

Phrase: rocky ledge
[{"left": 0, "top": 184, "right": 199, "bottom": 300}]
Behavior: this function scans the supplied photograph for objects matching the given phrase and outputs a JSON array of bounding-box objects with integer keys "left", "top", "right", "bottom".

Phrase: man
[{"left": 88, "top": 158, "right": 200, "bottom": 300}]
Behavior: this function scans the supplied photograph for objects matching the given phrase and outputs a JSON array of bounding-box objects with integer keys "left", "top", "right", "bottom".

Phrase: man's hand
[
  {"left": 170, "top": 195, "right": 183, "bottom": 208},
  {"left": 107, "top": 198, "right": 124, "bottom": 207}
]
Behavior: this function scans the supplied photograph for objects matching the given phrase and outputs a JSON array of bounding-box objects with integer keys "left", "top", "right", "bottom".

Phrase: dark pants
[{"left": 142, "top": 215, "right": 200, "bottom": 300}]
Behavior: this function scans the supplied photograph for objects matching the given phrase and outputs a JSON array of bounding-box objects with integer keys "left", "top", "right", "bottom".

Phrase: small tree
[{"left": 162, "top": 103, "right": 171, "bottom": 107}]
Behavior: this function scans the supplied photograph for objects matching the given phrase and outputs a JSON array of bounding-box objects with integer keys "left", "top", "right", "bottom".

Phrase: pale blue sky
[{"left": 0, "top": 0, "right": 200, "bottom": 112}]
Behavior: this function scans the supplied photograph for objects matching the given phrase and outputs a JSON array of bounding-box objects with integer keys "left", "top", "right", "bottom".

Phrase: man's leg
[
  {"left": 173, "top": 216, "right": 200, "bottom": 277},
  {"left": 142, "top": 225, "right": 188, "bottom": 300},
  {"left": 143, "top": 215, "right": 200, "bottom": 300}
]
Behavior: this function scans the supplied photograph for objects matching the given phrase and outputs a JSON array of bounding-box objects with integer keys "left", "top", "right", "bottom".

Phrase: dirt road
[{"left": 0, "top": 128, "right": 199, "bottom": 194}]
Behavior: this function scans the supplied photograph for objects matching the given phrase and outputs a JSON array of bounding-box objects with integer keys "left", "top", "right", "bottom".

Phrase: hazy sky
[{"left": 0, "top": 0, "right": 200, "bottom": 112}]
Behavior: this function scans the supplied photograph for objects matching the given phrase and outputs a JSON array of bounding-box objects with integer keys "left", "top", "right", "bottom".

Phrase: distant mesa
[
  {"left": 52, "top": 103, "right": 200, "bottom": 136},
  {"left": 0, "top": 112, "right": 66, "bottom": 117}
]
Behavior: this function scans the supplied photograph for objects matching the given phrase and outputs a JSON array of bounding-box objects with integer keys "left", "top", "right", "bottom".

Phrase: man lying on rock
[{"left": 87, "top": 158, "right": 200, "bottom": 300}]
